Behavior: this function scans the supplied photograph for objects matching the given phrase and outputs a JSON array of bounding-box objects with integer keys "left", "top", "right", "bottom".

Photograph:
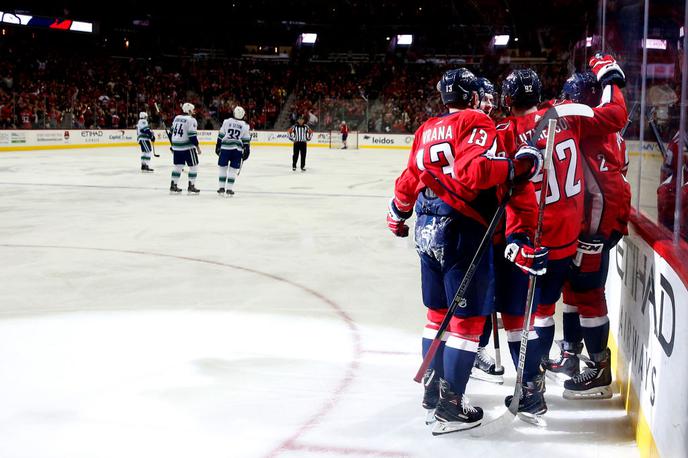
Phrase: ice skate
[
  {"left": 170, "top": 181, "right": 182, "bottom": 193},
  {"left": 432, "top": 379, "right": 483, "bottom": 435},
  {"left": 141, "top": 164, "right": 154, "bottom": 173},
  {"left": 188, "top": 183, "right": 200, "bottom": 194},
  {"left": 470, "top": 347, "right": 504, "bottom": 384},
  {"left": 563, "top": 348, "right": 613, "bottom": 400},
  {"left": 505, "top": 374, "right": 547, "bottom": 426},
  {"left": 543, "top": 340, "right": 583, "bottom": 382},
  {"left": 226, "top": 189, "right": 235, "bottom": 196},
  {"left": 217, "top": 187, "right": 225, "bottom": 195},
  {"left": 421, "top": 369, "right": 439, "bottom": 425}
]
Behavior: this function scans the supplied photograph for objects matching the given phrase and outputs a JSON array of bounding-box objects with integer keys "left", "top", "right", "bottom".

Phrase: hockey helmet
[
  {"left": 233, "top": 106, "right": 246, "bottom": 120},
  {"left": 501, "top": 69, "right": 542, "bottom": 111},
  {"left": 561, "top": 71, "right": 601, "bottom": 107},
  {"left": 181, "top": 102, "right": 195, "bottom": 115},
  {"left": 139, "top": 111, "right": 148, "bottom": 119},
  {"left": 437, "top": 68, "right": 478, "bottom": 107}
]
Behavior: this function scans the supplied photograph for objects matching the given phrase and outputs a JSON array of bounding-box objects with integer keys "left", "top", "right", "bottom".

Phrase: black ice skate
[
  {"left": 505, "top": 374, "right": 547, "bottom": 426},
  {"left": 188, "top": 183, "right": 200, "bottom": 194},
  {"left": 226, "top": 189, "right": 235, "bottom": 196},
  {"left": 563, "top": 348, "right": 613, "bottom": 400},
  {"left": 170, "top": 181, "right": 182, "bottom": 193},
  {"left": 141, "top": 164, "right": 154, "bottom": 172},
  {"left": 217, "top": 188, "right": 225, "bottom": 195},
  {"left": 301, "top": 167, "right": 306, "bottom": 172},
  {"left": 470, "top": 347, "right": 504, "bottom": 384},
  {"left": 543, "top": 340, "right": 583, "bottom": 382},
  {"left": 421, "top": 369, "right": 440, "bottom": 425},
  {"left": 432, "top": 379, "right": 483, "bottom": 435},
  {"left": 292, "top": 167, "right": 296, "bottom": 171}
]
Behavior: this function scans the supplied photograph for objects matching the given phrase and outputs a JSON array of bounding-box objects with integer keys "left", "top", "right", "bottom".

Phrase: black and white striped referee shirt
[{"left": 289, "top": 124, "right": 312, "bottom": 143}]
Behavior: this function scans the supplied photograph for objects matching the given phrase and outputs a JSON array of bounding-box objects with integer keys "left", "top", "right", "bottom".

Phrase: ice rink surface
[{"left": 0, "top": 146, "right": 638, "bottom": 457}]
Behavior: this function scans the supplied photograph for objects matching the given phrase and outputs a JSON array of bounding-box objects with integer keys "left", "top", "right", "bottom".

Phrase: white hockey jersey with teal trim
[
  {"left": 136, "top": 119, "right": 154, "bottom": 141},
  {"left": 170, "top": 115, "right": 198, "bottom": 151},
  {"left": 218, "top": 118, "right": 250, "bottom": 151}
]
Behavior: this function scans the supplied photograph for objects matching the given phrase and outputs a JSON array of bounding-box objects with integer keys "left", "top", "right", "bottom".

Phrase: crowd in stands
[{"left": 1, "top": 47, "right": 571, "bottom": 134}]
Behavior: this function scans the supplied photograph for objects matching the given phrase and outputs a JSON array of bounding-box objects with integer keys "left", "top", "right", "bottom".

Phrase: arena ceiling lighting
[
  {"left": 300, "top": 33, "right": 318, "bottom": 44},
  {"left": 643, "top": 38, "right": 667, "bottom": 50},
  {"left": 493, "top": 34, "right": 510, "bottom": 46},
  {"left": 396, "top": 34, "right": 413, "bottom": 46}
]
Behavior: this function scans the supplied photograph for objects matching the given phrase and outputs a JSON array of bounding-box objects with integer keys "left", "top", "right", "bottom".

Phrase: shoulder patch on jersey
[{"left": 495, "top": 121, "right": 511, "bottom": 131}]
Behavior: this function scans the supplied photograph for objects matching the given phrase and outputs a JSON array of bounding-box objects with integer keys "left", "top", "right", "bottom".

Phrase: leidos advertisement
[{"left": 607, "top": 236, "right": 687, "bottom": 457}]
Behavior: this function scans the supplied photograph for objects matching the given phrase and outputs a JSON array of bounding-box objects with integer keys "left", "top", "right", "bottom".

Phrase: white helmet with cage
[
  {"left": 233, "top": 106, "right": 245, "bottom": 120},
  {"left": 139, "top": 111, "right": 147, "bottom": 119}
]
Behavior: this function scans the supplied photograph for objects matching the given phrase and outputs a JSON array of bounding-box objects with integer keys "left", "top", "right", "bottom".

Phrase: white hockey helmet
[
  {"left": 139, "top": 111, "right": 147, "bottom": 119},
  {"left": 181, "top": 102, "right": 195, "bottom": 115},
  {"left": 233, "top": 106, "right": 245, "bottom": 120}
]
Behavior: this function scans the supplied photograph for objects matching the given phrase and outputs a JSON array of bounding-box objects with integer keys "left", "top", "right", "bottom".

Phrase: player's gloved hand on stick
[
  {"left": 387, "top": 197, "right": 413, "bottom": 237},
  {"left": 510, "top": 144, "right": 544, "bottom": 183},
  {"left": 504, "top": 233, "right": 549, "bottom": 275},
  {"left": 589, "top": 52, "right": 625, "bottom": 88},
  {"left": 573, "top": 237, "right": 605, "bottom": 273}
]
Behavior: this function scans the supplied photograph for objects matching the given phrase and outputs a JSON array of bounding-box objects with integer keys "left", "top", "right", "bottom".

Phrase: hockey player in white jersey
[
  {"left": 215, "top": 106, "right": 251, "bottom": 196},
  {"left": 137, "top": 112, "right": 155, "bottom": 172},
  {"left": 169, "top": 103, "right": 201, "bottom": 194}
]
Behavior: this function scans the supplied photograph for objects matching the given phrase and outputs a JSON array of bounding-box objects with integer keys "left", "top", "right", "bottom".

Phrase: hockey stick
[
  {"left": 467, "top": 119, "right": 558, "bottom": 437},
  {"left": 492, "top": 312, "right": 502, "bottom": 373},
  {"left": 151, "top": 140, "right": 160, "bottom": 158},
  {"left": 413, "top": 188, "right": 513, "bottom": 383},
  {"left": 154, "top": 102, "right": 173, "bottom": 146}
]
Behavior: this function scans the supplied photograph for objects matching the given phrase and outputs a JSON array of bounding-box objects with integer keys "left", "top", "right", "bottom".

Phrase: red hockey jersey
[
  {"left": 393, "top": 109, "right": 537, "bottom": 238},
  {"left": 496, "top": 86, "right": 628, "bottom": 259}
]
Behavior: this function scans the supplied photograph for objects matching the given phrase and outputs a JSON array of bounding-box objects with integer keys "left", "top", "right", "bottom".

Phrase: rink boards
[
  {"left": 0, "top": 129, "right": 416, "bottom": 151},
  {"left": 607, "top": 213, "right": 688, "bottom": 458}
]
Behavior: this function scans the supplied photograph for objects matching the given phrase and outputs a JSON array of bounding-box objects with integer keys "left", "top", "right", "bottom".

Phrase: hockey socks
[
  {"left": 171, "top": 165, "right": 183, "bottom": 185},
  {"left": 442, "top": 335, "right": 478, "bottom": 397},
  {"left": 505, "top": 329, "right": 541, "bottom": 382},
  {"left": 188, "top": 166, "right": 198, "bottom": 185},
  {"left": 218, "top": 166, "right": 228, "bottom": 189},
  {"left": 226, "top": 167, "right": 239, "bottom": 191},
  {"left": 581, "top": 315, "right": 610, "bottom": 355},
  {"left": 562, "top": 303, "right": 583, "bottom": 345},
  {"left": 478, "top": 314, "right": 492, "bottom": 348},
  {"left": 534, "top": 304, "right": 555, "bottom": 363}
]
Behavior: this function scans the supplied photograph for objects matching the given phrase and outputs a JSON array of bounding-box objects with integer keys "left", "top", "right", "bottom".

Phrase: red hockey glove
[
  {"left": 573, "top": 238, "right": 605, "bottom": 274},
  {"left": 504, "top": 234, "right": 549, "bottom": 276},
  {"left": 512, "top": 144, "right": 543, "bottom": 182},
  {"left": 387, "top": 197, "right": 413, "bottom": 237},
  {"left": 589, "top": 52, "right": 626, "bottom": 88}
]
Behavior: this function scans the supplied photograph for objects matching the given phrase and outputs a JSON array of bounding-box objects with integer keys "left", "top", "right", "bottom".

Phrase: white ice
[{"left": 0, "top": 146, "right": 638, "bottom": 457}]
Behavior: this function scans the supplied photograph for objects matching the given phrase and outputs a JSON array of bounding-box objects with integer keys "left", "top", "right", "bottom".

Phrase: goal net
[{"left": 329, "top": 130, "right": 358, "bottom": 149}]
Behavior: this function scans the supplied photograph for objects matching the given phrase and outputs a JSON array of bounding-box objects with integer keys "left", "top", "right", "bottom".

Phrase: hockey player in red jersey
[
  {"left": 495, "top": 54, "right": 628, "bottom": 409},
  {"left": 542, "top": 69, "right": 631, "bottom": 400},
  {"left": 387, "top": 68, "right": 546, "bottom": 434},
  {"left": 470, "top": 76, "right": 506, "bottom": 385}
]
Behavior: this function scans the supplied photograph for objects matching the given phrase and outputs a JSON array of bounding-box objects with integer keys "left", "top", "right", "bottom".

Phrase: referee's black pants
[{"left": 292, "top": 142, "right": 307, "bottom": 169}]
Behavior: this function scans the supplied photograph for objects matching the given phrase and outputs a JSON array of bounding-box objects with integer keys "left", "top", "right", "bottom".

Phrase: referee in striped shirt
[{"left": 288, "top": 116, "right": 313, "bottom": 171}]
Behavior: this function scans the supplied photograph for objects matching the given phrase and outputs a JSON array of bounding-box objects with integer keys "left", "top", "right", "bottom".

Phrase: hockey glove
[
  {"left": 387, "top": 197, "right": 413, "bottom": 237},
  {"left": 504, "top": 233, "right": 549, "bottom": 276},
  {"left": 573, "top": 237, "right": 605, "bottom": 274},
  {"left": 512, "top": 144, "right": 544, "bottom": 183},
  {"left": 242, "top": 144, "right": 251, "bottom": 161},
  {"left": 589, "top": 52, "right": 626, "bottom": 88}
]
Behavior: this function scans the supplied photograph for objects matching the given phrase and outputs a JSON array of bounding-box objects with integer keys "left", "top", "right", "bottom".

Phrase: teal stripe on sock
[
  {"left": 172, "top": 171, "right": 181, "bottom": 178},
  {"left": 189, "top": 173, "right": 198, "bottom": 178},
  {"left": 227, "top": 178, "right": 236, "bottom": 184}
]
